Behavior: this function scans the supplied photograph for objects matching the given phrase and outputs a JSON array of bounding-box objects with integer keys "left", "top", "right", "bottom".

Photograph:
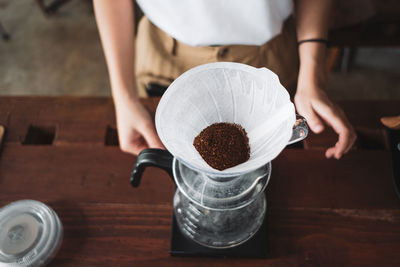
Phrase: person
[{"left": 93, "top": 0, "right": 357, "bottom": 159}]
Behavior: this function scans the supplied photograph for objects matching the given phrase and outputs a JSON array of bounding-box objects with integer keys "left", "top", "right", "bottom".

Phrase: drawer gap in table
[
  {"left": 22, "top": 125, "right": 56, "bottom": 145},
  {"left": 105, "top": 125, "right": 119, "bottom": 146}
]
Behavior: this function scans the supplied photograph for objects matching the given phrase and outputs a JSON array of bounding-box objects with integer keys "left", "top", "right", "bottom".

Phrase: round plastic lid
[{"left": 0, "top": 200, "right": 63, "bottom": 267}]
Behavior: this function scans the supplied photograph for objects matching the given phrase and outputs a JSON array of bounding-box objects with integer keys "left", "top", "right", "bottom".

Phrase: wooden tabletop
[{"left": 0, "top": 97, "right": 399, "bottom": 266}]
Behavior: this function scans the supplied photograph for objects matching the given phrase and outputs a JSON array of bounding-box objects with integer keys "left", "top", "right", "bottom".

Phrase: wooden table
[{"left": 0, "top": 97, "right": 399, "bottom": 266}]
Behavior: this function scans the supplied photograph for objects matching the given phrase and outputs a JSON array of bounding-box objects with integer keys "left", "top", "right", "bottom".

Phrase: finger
[
  {"left": 141, "top": 124, "right": 165, "bottom": 149},
  {"left": 131, "top": 137, "right": 150, "bottom": 155},
  {"left": 325, "top": 147, "right": 336, "bottom": 159},
  {"left": 334, "top": 134, "right": 349, "bottom": 159},
  {"left": 120, "top": 142, "right": 148, "bottom": 155},
  {"left": 325, "top": 129, "right": 356, "bottom": 159},
  {"left": 313, "top": 104, "right": 353, "bottom": 159},
  {"left": 120, "top": 135, "right": 149, "bottom": 155},
  {"left": 296, "top": 101, "right": 324, "bottom": 134},
  {"left": 344, "top": 130, "right": 357, "bottom": 154},
  {"left": 325, "top": 140, "right": 343, "bottom": 159}
]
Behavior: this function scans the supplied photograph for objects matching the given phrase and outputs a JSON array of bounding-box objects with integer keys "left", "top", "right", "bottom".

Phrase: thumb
[
  {"left": 141, "top": 123, "right": 165, "bottom": 149},
  {"left": 300, "top": 108, "right": 324, "bottom": 134}
]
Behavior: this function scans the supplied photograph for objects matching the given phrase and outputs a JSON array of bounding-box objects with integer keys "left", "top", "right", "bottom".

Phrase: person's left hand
[{"left": 294, "top": 85, "right": 357, "bottom": 159}]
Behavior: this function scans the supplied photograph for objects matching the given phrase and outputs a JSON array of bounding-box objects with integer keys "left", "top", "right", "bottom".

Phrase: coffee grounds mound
[{"left": 193, "top": 123, "right": 250, "bottom": 171}]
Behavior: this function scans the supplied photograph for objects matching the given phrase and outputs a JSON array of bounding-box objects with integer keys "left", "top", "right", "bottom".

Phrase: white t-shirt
[{"left": 136, "top": 0, "right": 293, "bottom": 47}]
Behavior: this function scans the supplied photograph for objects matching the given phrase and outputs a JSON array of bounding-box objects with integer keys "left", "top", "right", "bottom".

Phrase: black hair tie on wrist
[{"left": 297, "top": 38, "right": 329, "bottom": 46}]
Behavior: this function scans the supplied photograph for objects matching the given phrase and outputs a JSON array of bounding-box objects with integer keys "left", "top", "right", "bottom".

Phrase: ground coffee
[{"left": 193, "top": 123, "right": 250, "bottom": 171}]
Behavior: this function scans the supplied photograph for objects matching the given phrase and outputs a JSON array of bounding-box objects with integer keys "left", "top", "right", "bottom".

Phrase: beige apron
[{"left": 135, "top": 16, "right": 299, "bottom": 97}]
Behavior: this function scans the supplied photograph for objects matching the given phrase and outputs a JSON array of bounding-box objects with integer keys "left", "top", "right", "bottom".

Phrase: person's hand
[
  {"left": 114, "top": 95, "right": 165, "bottom": 155},
  {"left": 294, "top": 86, "right": 357, "bottom": 159}
]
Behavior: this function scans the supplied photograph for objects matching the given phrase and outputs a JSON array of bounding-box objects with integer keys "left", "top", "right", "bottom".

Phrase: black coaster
[{"left": 169, "top": 202, "right": 269, "bottom": 258}]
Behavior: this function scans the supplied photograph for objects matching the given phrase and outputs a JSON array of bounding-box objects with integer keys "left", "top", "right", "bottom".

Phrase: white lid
[{"left": 0, "top": 200, "right": 63, "bottom": 267}]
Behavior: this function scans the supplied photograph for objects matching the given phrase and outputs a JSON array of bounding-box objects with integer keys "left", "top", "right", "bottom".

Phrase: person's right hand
[
  {"left": 114, "top": 95, "right": 165, "bottom": 155},
  {"left": 294, "top": 87, "right": 357, "bottom": 159}
]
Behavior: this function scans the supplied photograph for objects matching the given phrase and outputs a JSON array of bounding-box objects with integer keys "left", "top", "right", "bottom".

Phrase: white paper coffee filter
[{"left": 155, "top": 62, "right": 295, "bottom": 176}]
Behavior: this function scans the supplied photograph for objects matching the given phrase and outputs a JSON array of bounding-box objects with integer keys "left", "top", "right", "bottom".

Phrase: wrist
[
  {"left": 109, "top": 71, "right": 138, "bottom": 99},
  {"left": 298, "top": 41, "right": 327, "bottom": 66},
  {"left": 111, "top": 79, "right": 139, "bottom": 100},
  {"left": 112, "top": 86, "right": 140, "bottom": 111},
  {"left": 297, "top": 66, "right": 326, "bottom": 94}
]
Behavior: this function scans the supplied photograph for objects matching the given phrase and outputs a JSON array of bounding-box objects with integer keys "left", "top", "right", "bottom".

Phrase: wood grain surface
[{"left": 0, "top": 97, "right": 399, "bottom": 266}]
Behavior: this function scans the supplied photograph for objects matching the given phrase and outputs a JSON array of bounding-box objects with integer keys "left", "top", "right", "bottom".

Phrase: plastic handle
[
  {"left": 130, "top": 148, "right": 174, "bottom": 187},
  {"left": 287, "top": 114, "right": 309, "bottom": 145}
]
